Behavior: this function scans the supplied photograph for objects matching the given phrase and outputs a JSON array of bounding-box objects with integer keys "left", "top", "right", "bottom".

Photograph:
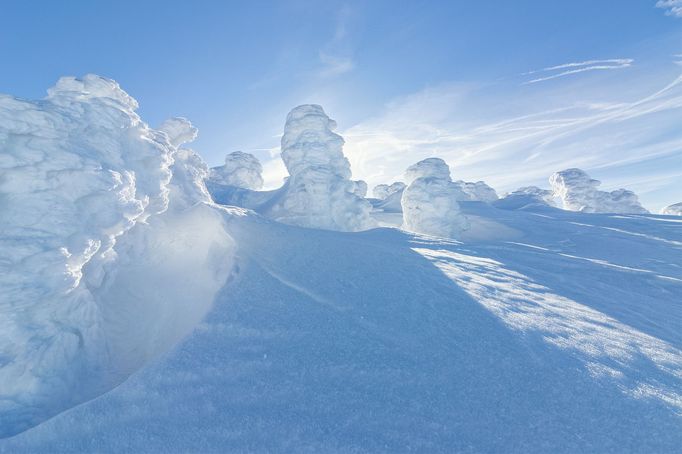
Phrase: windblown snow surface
[{"left": 2, "top": 78, "right": 682, "bottom": 453}]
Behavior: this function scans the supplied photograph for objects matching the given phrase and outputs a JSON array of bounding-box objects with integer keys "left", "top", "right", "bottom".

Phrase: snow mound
[
  {"left": 209, "top": 151, "right": 264, "bottom": 190},
  {"left": 265, "top": 104, "right": 374, "bottom": 231},
  {"left": 452, "top": 180, "right": 499, "bottom": 202},
  {"left": 661, "top": 202, "right": 682, "bottom": 216},
  {"left": 0, "top": 75, "right": 234, "bottom": 438},
  {"left": 495, "top": 186, "right": 556, "bottom": 210},
  {"left": 401, "top": 158, "right": 468, "bottom": 238},
  {"left": 373, "top": 182, "right": 406, "bottom": 200},
  {"left": 550, "top": 168, "right": 649, "bottom": 214}
]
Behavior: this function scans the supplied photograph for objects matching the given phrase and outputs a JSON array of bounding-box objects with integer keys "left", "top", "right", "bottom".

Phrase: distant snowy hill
[{"left": 2, "top": 203, "right": 681, "bottom": 453}]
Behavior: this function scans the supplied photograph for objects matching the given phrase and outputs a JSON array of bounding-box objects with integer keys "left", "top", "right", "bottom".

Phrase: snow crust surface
[
  {"left": 0, "top": 76, "right": 234, "bottom": 437},
  {"left": 401, "top": 158, "right": 469, "bottom": 238},
  {"left": 2, "top": 203, "right": 681, "bottom": 453},
  {"left": 550, "top": 168, "right": 648, "bottom": 214}
]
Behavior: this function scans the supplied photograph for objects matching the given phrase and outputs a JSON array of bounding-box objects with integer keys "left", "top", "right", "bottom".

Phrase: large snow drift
[
  {"left": 0, "top": 75, "right": 234, "bottom": 437},
  {"left": 265, "top": 105, "right": 374, "bottom": 231},
  {"left": 550, "top": 168, "right": 648, "bottom": 214},
  {"left": 209, "top": 151, "right": 264, "bottom": 190},
  {"left": 401, "top": 158, "right": 468, "bottom": 238},
  {"left": 661, "top": 202, "right": 682, "bottom": 216}
]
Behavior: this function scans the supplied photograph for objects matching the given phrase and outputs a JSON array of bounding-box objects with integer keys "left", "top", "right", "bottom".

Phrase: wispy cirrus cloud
[
  {"left": 523, "top": 59, "right": 634, "bottom": 84},
  {"left": 317, "top": 52, "right": 355, "bottom": 78},
  {"left": 316, "top": 5, "right": 356, "bottom": 78},
  {"left": 337, "top": 71, "right": 682, "bottom": 211},
  {"left": 656, "top": 0, "right": 682, "bottom": 17}
]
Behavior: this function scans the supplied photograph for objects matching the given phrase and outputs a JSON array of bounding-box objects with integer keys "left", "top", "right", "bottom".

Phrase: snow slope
[{"left": 2, "top": 202, "right": 681, "bottom": 453}]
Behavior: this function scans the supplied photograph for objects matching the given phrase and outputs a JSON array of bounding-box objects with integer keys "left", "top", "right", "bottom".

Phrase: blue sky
[{"left": 2, "top": 0, "right": 681, "bottom": 209}]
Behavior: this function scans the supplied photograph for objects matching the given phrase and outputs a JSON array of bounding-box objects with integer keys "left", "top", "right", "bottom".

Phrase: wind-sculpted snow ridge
[
  {"left": 452, "top": 180, "right": 499, "bottom": 202},
  {"left": 550, "top": 168, "right": 649, "bottom": 214},
  {"left": 209, "top": 151, "right": 264, "bottom": 190},
  {"left": 0, "top": 76, "right": 234, "bottom": 438},
  {"left": 661, "top": 202, "right": 682, "bottom": 216},
  {"left": 373, "top": 182, "right": 406, "bottom": 200},
  {"left": 401, "top": 158, "right": 469, "bottom": 238},
  {"left": 494, "top": 186, "right": 557, "bottom": 210},
  {"left": 266, "top": 104, "right": 375, "bottom": 232}
]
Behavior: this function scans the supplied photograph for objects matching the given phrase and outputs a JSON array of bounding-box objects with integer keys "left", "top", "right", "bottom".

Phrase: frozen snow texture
[
  {"left": 495, "top": 186, "right": 557, "bottom": 210},
  {"left": 0, "top": 75, "right": 233, "bottom": 437},
  {"left": 550, "top": 168, "right": 649, "bottom": 214},
  {"left": 266, "top": 104, "right": 374, "bottom": 231},
  {"left": 661, "top": 202, "right": 682, "bottom": 216},
  {"left": 373, "top": 182, "right": 406, "bottom": 200},
  {"left": 209, "top": 151, "right": 264, "bottom": 190},
  {"left": 401, "top": 158, "right": 468, "bottom": 238},
  {"left": 158, "top": 117, "right": 198, "bottom": 147},
  {"left": 351, "top": 179, "right": 368, "bottom": 198},
  {"left": 452, "top": 180, "right": 499, "bottom": 202}
]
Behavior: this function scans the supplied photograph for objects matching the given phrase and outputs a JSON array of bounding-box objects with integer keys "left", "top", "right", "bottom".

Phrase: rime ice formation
[
  {"left": 159, "top": 117, "right": 198, "bottom": 147},
  {"left": 452, "top": 180, "right": 499, "bottom": 202},
  {"left": 266, "top": 104, "right": 374, "bottom": 231},
  {"left": 401, "top": 158, "right": 468, "bottom": 238},
  {"left": 494, "top": 186, "right": 556, "bottom": 210},
  {"left": 550, "top": 168, "right": 649, "bottom": 214},
  {"left": 661, "top": 203, "right": 682, "bottom": 216},
  {"left": 351, "top": 180, "right": 368, "bottom": 198},
  {"left": 373, "top": 182, "right": 406, "bottom": 200},
  {"left": 0, "top": 75, "right": 234, "bottom": 438},
  {"left": 209, "top": 151, "right": 264, "bottom": 190}
]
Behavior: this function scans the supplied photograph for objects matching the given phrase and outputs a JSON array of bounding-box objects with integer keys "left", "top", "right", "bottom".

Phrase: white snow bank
[
  {"left": 452, "top": 180, "right": 499, "bottom": 202},
  {"left": 550, "top": 168, "right": 649, "bottom": 214},
  {"left": 209, "top": 151, "right": 264, "bottom": 190},
  {"left": 401, "top": 158, "right": 468, "bottom": 238},
  {"left": 0, "top": 75, "right": 234, "bottom": 437},
  {"left": 494, "top": 186, "right": 556, "bottom": 210},
  {"left": 266, "top": 104, "right": 374, "bottom": 231},
  {"left": 373, "top": 182, "right": 406, "bottom": 200},
  {"left": 661, "top": 203, "right": 682, "bottom": 216}
]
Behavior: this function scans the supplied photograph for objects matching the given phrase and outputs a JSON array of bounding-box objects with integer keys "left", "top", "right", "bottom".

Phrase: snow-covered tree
[
  {"left": 550, "top": 168, "right": 648, "bottom": 214},
  {"left": 267, "top": 104, "right": 374, "bottom": 231},
  {"left": 401, "top": 158, "right": 468, "bottom": 238}
]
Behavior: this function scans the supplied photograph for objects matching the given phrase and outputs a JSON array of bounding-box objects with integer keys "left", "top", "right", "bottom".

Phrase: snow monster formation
[
  {"left": 494, "top": 186, "right": 556, "bottom": 210},
  {"left": 0, "top": 75, "right": 234, "bottom": 437},
  {"left": 661, "top": 202, "right": 682, "bottom": 216},
  {"left": 267, "top": 104, "right": 374, "bottom": 231},
  {"left": 373, "top": 182, "right": 406, "bottom": 200},
  {"left": 550, "top": 168, "right": 649, "bottom": 214},
  {"left": 209, "top": 151, "right": 264, "bottom": 190},
  {"left": 452, "top": 180, "right": 499, "bottom": 202},
  {"left": 401, "top": 158, "right": 469, "bottom": 238}
]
